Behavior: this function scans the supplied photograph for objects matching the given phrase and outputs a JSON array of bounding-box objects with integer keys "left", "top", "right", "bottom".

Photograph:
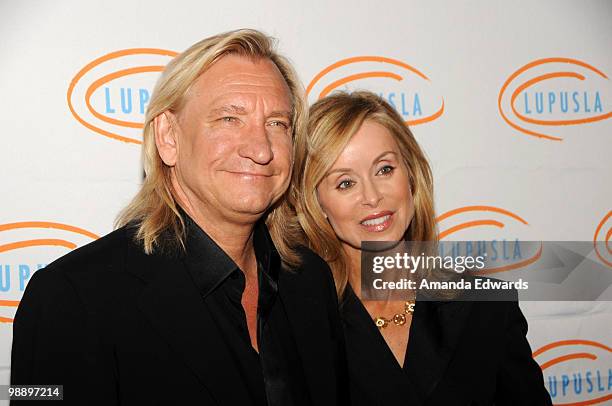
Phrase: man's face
[{"left": 159, "top": 54, "right": 294, "bottom": 224}]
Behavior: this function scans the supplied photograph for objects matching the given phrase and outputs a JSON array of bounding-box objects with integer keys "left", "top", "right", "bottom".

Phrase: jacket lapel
[
  {"left": 404, "top": 297, "right": 473, "bottom": 401},
  {"left": 342, "top": 288, "right": 423, "bottom": 405},
  {"left": 127, "top": 242, "right": 253, "bottom": 406},
  {"left": 279, "top": 269, "right": 338, "bottom": 406}
]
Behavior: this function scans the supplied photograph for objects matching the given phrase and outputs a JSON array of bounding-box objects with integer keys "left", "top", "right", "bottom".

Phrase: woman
[{"left": 287, "top": 91, "right": 551, "bottom": 405}]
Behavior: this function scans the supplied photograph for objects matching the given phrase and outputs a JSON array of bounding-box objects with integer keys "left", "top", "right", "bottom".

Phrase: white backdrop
[{"left": 1, "top": 1, "right": 611, "bottom": 404}]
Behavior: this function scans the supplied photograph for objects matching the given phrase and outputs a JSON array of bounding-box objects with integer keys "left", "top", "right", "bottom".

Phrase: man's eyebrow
[
  {"left": 268, "top": 110, "right": 292, "bottom": 120},
  {"left": 209, "top": 105, "right": 248, "bottom": 116}
]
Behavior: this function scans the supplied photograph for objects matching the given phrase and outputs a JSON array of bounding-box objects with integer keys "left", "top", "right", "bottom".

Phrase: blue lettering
[
  {"left": 413, "top": 93, "right": 422, "bottom": 116},
  {"left": 608, "top": 368, "right": 612, "bottom": 390},
  {"left": 573, "top": 373, "right": 582, "bottom": 394},
  {"left": 477, "top": 241, "right": 486, "bottom": 258},
  {"left": 19, "top": 265, "right": 30, "bottom": 291},
  {"left": 562, "top": 374, "right": 570, "bottom": 396},
  {"left": 535, "top": 92, "right": 544, "bottom": 113},
  {"left": 465, "top": 241, "right": 473, "bottom": 257},
  {"left": 503, "top": 239, "right": 510, "bottom": 260},
  {"left": 120, "top": 88, "right": 133, "bottom": 114},
  {"left": 560, "top": 92, "right": 568, "bottom": 113},
  {"left": 513, "top": 238, "right": 522, "bottom": 259},
  {"left": 139, "top": 89, "right": 150, "bottom": 114},
  {"left": 587, "top": 371, "right": 593, "bottom": 393},
  {"left": 388, "top": 93, "right": 396, "bottom": 109},
  {"left": 491, "top": 240, "right": 498, "bottom": 261},
  {"left": 548, "top": 375, "right": 557, "bottom": 398},
  {"left": 450, "top": 242, "right": 460, "bottom": 259},
  {"left": 548, "top": 92, "right": 556, "bottom": 113},
  {"left": 572, "top": 92, "right": 580, "bottom": 112},
  {"left": 584, "top": 92, "right": 591, "bottom": 113},
  {"left": 597, "top": 370, "right": 604, "bottom": 391},
  {"left": 0, "top": 265, "right": 9, "bottom": 291},
  {"left": 594, "top": 91, "right": 602, "bottom": 113},
  {"left": 524, "top": 93, "right": 532, "bottom": 114},
  {"left": 401, "top": 93, "right": 409, "bottom": 116},
  {"left": 104, "top": 87, "right": 116, "bottom": 114}
]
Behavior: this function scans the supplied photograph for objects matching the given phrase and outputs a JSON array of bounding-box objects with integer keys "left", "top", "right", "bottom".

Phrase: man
[{"left": 11, "top": 29, "right": 346, "bottom": 405}]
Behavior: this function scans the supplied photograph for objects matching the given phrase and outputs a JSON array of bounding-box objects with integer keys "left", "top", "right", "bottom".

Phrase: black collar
[{"left": 182, "top": 213, "right": 280, "bottom": 298}]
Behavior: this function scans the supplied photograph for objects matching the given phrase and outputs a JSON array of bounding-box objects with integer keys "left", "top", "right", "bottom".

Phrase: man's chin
[{"left": 222, "top": 199, "right": 274, "bottom": 220}]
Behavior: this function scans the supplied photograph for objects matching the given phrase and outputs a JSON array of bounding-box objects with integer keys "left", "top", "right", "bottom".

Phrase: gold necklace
[{"left": 373, "top": 300, "right": 415, "bottom": 329}]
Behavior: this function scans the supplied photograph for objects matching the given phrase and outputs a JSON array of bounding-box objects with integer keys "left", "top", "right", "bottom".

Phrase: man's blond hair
[{"left": 116, "top": 29, "right": 306, "bottom": 265}]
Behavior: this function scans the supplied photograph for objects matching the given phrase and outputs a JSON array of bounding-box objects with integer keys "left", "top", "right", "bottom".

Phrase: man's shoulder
[
  {"left": 45, "top": 226, "right": 131, "bottom": 273},
  {"left": 22, "top": 226, "right": 147, "bottom": 308}
]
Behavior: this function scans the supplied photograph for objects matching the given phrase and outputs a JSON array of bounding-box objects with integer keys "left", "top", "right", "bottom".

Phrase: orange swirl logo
[
  {"left": 0, "top": 222, "right": 98, "bottom": 323},
  {"left": 593, "top": 210, "right": 611, "bottom": 268},
  {"left": 498, "top": 57, "right": 611, "bottom": 141},
  {"left": 533, "top": 339, "right": 612, "bottom": 405},
  {"left": 67, "top": 48, "right": 177, "bottom": 144},
  {"left": 436, "top": 205, "right": 540, "bottom": 274},
  {"left": 307, "top": 56, "right": 444, "bottom": 126}
]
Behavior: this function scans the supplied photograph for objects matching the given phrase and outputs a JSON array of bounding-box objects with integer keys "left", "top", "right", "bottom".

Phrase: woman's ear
[
  {"left": 316, "top": 189, "right": 329, "bottom": 219},
  {"left": 154, "top": 111, "right": 179, "bottom": 166}
]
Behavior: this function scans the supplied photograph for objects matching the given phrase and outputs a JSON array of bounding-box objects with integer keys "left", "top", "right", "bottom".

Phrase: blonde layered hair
[
  {"left": 116, "top": 29, "right": 307, "bottom": 260},
  {"left": 281, "top": 91, "right": 438, "bottom": 297}
]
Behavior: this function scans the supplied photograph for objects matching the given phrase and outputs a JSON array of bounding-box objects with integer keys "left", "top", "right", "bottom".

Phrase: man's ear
[{"left": 154, "top": 111, "right": 179, "bottom": 166}]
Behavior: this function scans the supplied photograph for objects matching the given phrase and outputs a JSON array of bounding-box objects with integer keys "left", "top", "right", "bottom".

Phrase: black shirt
[{"left": 182, "top": 215, "right": 310, "bottom": 406}]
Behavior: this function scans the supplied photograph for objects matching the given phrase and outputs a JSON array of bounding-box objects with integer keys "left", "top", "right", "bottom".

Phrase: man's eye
[
  {"left": 337, "top": 180, "right": 354, "bottom": 190},
  {"left": 377, "top": 165, "right": 395, "bottom": 175},
  {"left": 221, "top": 116, "right": 238, "bottom": 123},
  {"left": 268, "top": 120, "right": 289, "bottom": 129}
]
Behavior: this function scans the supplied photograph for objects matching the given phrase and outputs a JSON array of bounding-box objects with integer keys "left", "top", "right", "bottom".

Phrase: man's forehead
[
  {"left": 184, "top": 62, "right": 290, "bottom": 108},
  {"left": 196, "top": 55, "right": 290, "bottom": 93}
]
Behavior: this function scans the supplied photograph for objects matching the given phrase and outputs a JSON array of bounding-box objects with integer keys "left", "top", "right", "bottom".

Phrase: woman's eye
[
  {"left": 337, "top": 180, "right": 354, "bottom": 190},
  {"left": 377, "top": 165, "right": 395, "bottom": 175}
]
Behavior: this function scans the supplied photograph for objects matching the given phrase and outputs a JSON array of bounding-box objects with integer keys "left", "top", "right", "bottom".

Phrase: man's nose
[
  {"left": 238, "top": 122, "right": 274, "bottom": 165},
  {"left": 360, "top": 179, "right": 383, "bottom": 207}
]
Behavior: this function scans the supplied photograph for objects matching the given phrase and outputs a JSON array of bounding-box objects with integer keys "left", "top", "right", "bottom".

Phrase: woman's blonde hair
[
  {"left": 280, "top": 91, "right": 438, "bottom": 297},
  {"left": 116, "top": 28, "right": 307, "bottom": 261}
]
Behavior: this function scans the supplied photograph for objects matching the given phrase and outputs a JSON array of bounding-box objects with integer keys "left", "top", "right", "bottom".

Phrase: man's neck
[
  {"left": 190, "top": 205, "right": 258, "bottom": 276},
  {"left": 171, "top": 174, "right": 261, "bottom": 277}
]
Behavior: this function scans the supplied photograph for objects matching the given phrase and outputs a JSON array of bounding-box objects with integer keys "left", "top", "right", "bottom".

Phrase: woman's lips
[{"left": 360, "top": 212, "right": 394, "bottom": 232}]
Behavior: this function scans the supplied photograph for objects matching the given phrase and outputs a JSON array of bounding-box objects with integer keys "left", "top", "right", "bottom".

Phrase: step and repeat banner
[{"left": 1, "top": 1, "right": 611, "bottom": 404}]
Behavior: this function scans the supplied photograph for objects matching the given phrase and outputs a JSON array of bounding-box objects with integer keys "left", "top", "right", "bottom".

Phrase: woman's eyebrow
[
  {"left": 372, "top": 151, "right": 397, "bottom": 163},
  {"left": 325, "top": 168, "right": 352, "bottom": 177}
]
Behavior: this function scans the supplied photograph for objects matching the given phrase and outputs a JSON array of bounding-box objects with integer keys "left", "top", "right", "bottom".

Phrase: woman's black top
[{"left": 340, "top": 285, "right": 552, "bottom": 406}]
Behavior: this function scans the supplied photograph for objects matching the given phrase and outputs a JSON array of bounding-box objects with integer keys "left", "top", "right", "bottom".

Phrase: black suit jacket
[
  {"left": 11, "top": 226, "right": 346, "bottom": 405},
  {"left": 341, "top": 284, "right": 552, "bottom": 405}
]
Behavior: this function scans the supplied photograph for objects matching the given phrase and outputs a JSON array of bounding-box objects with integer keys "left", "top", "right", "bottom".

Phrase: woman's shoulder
[
  {"left": 294, "top": 245, "right": 329, "bottom": 268},
  {"left": 281, "top": 245, "right": 334, "bottom": 286}
]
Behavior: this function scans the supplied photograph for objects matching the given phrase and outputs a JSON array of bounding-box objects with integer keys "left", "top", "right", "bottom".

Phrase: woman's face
[{"left": 317, "top": 120, "right": 415, "bottom": 253}]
